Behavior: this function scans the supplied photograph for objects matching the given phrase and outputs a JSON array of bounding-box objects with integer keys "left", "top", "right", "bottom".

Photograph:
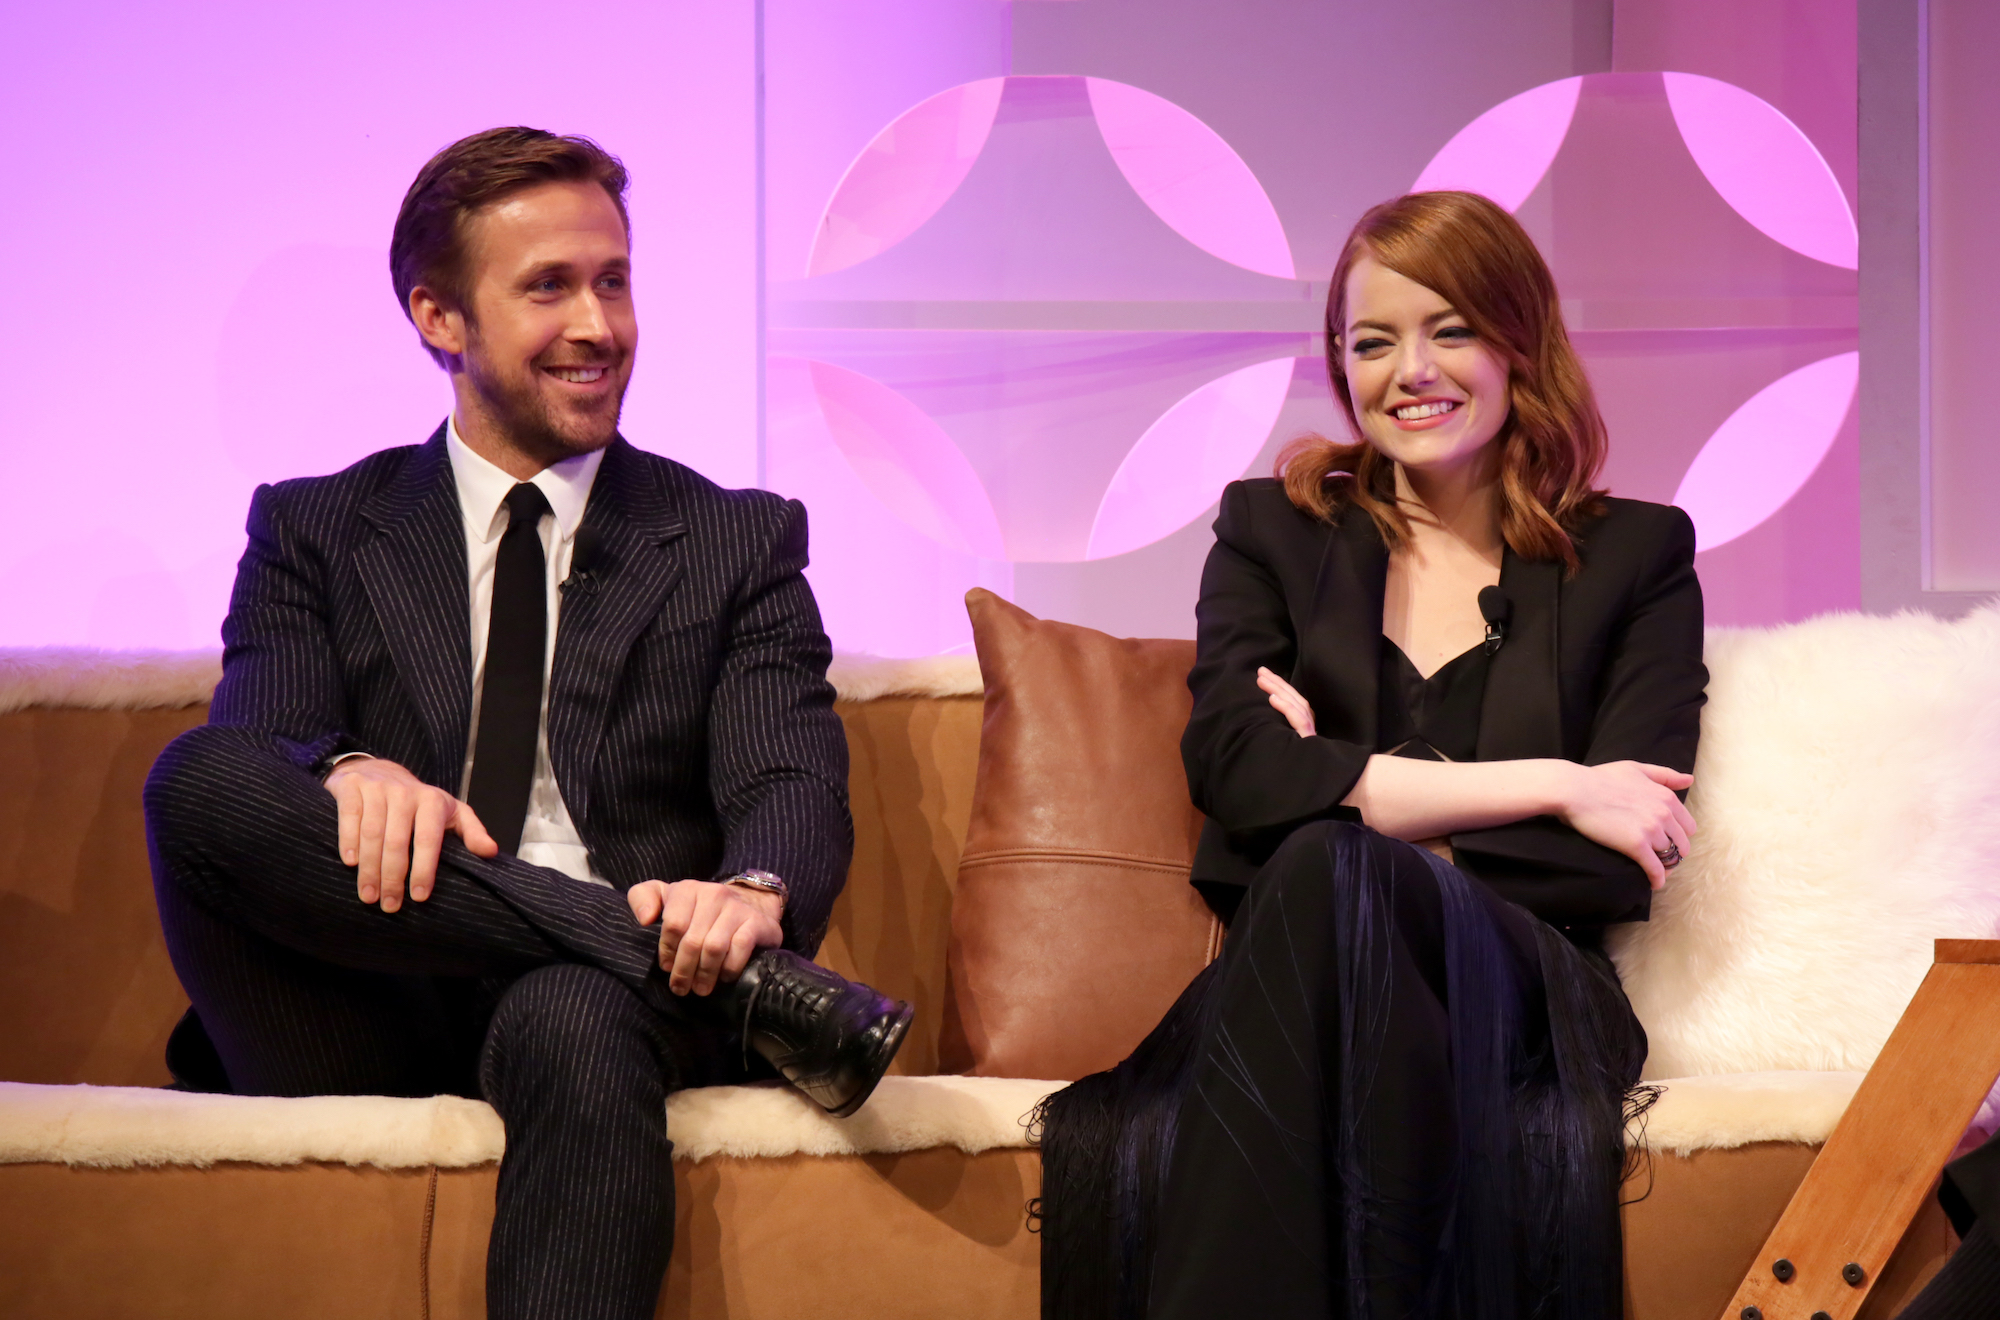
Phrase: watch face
[{"left": 729, "top": 870, "right": 788, "bottom": 895}]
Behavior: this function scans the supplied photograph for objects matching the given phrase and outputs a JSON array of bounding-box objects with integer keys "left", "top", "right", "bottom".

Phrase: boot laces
[{"left": 757, "top": 969, "right": 841, "bottom": 1035}]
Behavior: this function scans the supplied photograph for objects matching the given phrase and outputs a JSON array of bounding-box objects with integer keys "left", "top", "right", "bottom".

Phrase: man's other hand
[
  {"left": 324, "top": 759, "right": 498, "bottom": 911},
  {"left": 627, "top": 880, "right": 784, "bottom": 997}
]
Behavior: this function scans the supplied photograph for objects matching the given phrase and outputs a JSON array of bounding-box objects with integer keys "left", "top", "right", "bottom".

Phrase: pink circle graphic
[
  {"left": 807, "top": 79, "right": 1006, "bottom": 278},
  {"left": 1672, "top": 352, "right": 1859, "bottom": 552},
  {"left": 1087, "top": 357, "right": 1296, "bottom": 560},
  {"left": 1084, "top": 78, "right": 1294, "bottom": 279},
  {"left": 1663, "top": 72, "right": 1856, "bottom": 270},
  {"left": 771, "top": 355, "right": 1008, "bottom": 559},
  {"left": 1411, "top": 77, "right": 1583, "bottom": 212},
  {"left": 1412, "top": 73, "right": 1857, "bottom": 272},
  {"left": 810, "top": 76, "right": 1292, "bottom": 281}
]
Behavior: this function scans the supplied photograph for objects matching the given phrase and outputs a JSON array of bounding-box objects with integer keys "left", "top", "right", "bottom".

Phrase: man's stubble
[{"left": 462, "top": 331, "right": 630, "bottom": 464}]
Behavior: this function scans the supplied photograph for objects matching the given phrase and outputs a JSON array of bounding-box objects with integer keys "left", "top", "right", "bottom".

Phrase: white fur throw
[
  {"left": 0, "top": 1075, "right": 1057, "bottom": 1171},
  {"left": 0, "top": 648, "right": 981, "bottom": 713},
  {"left": 0, "top": 649, "right": 224, "bottom": 713},
  {"left": 1613, "top": 602, "right": 2000, "bottom": 1079},
  {"left": 824, "top": 652, "right": 983, "bottom": 701},
  {"left": 0, "top": 1072, "right": 1906, "bottom": 1171}
]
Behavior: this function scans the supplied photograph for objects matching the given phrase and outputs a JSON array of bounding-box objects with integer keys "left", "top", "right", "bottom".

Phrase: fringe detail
[
  {"left": 1037, "top": 833, "right": 1649, "bottom": 1320},
  {"left": 1033, "top": 960, "right": 1222, "bottom": 1320},
  {"left": 1514, "top": 909, "right": 1652, "bottom": 1319},
  {"left": 1425, "top": 846, "right": 1528, "bottom": 1320}
]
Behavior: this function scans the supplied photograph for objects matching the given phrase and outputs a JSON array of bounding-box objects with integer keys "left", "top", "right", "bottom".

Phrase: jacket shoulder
[
  {"left": 1216, "top": 477, "right": 1331, "bottom": 544},
  {"left": 1575, "top": 496, "right": 1696, "bottom": 560},
  {"left": 252, "top": 444, "right": 430, "bottom": 523},
  {"left": 623, "top": 445, "right": 792, "bottom": 521}
]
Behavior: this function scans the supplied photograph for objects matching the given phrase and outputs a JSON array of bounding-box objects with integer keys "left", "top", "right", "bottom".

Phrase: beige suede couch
[{"left": 6, "top": 594, "right": 2000, "bottom": 1318}]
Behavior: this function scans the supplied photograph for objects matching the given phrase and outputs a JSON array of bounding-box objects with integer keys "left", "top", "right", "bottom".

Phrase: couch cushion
[{"left": 940, "top": 589, "right": 1220, "bottom": 1080}]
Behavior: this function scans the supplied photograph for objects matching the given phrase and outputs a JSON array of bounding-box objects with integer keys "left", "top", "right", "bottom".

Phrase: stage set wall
[{"left": 0, "top": 0, "right": 1987, "bottom": 654}]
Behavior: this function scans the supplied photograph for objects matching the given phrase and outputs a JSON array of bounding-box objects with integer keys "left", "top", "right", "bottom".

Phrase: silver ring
[{"left": 1655, "top": 843, "right": 1683, "bottom": 869}]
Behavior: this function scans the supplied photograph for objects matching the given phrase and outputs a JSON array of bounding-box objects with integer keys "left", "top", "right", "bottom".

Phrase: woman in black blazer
[{"left": 1038, "top": 192, "right": 1706, "bottom": 1320}]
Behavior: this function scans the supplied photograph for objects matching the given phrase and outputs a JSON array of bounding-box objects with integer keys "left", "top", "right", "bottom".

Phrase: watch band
[{"left": 722, "top": 869, "right": 789, "bottom": 901}]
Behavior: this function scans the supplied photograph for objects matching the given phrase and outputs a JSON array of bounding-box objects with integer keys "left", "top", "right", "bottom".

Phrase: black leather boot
[{"left": 729, "top": 949, "right": 913, "bottom": 1117}]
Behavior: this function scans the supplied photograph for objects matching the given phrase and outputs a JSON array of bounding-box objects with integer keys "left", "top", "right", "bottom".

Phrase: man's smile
[{"left": 544, "top": 365, "right": 608, "bottom": 385}]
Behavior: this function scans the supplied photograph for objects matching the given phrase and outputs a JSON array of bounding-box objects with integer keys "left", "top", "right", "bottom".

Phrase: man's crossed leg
[{"left": 146, "top": 722, "right": 891, "bottom": 1319}]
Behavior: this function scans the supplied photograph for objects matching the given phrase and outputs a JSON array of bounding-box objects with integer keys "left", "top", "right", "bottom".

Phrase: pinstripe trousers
[{"left": 145, "top": 722, "right": 748, "bottom": 1320}]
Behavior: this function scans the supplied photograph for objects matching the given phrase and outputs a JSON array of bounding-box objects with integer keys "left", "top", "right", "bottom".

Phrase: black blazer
[
  {"left": 1182, "top": 478, "right": 1706, "bottom": 928},
  {"left": 208, "top": 425, "right": 851, "bottom": 955}
]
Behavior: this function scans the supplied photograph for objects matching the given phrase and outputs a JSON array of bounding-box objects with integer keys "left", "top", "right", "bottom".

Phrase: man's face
[{"left": 452, "top": 180, "right": 637, "bottom": 464}]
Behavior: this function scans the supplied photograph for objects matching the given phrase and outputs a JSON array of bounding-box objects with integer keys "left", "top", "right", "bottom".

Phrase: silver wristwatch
[{"left": 722, "top": 869, "right": 790, "bottom": 902}]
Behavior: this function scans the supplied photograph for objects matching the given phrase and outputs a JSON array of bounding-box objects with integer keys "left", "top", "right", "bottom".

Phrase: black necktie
[{"left": 466, "top": 482, "right": 553, "bottom": 855}]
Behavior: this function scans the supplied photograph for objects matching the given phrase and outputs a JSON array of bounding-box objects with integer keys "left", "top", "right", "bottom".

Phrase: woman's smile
[{"left": 1389, "top": 395, "right": 1463, "bottom": 428}]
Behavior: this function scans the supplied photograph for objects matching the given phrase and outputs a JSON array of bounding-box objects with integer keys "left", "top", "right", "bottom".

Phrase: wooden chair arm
[{"left": 1721, "top": 939, "right": 2000, "bottom": 1320}]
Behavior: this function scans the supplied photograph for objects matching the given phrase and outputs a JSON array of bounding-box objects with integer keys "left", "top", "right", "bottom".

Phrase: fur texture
[
  {"left": 1612, "top": 602, "right": 2000, "bottom": 1078},
  {"left": 0, "top": 648, "right": 979, "bottom": 712},
  {"left": 0, "top": 1074, "right": 1058, "bottom": 1170},
  {"left": 1636, "top": 1071, "right": 1861, "bottom": 1156},
  {"left": 0, "top": 1072, "right": 1902, "bottom": 1170},
  {"left": 824, "top": 651, "right": 983, "bottom": 701},
  {"left": 0, "top": 649, "right": 223, "bottom": 713}
]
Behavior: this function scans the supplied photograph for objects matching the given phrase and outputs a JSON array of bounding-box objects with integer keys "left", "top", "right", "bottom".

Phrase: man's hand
[
  {"left": 627, "top": 880, "right": 784, "bottom": 997},
  {"left": 324, "top": 758, "right": 497, "bottom": 911}
]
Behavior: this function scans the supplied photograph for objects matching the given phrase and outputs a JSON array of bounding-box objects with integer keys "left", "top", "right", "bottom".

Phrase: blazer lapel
[
  {"left": 355, "top": 426, "right": 473, "bottom": 786},
  {"left": 1476, "top": 548, "right": 1564, "bottom": 761},
  {"left": 1296, "top": 509, "right": 1388, "bottom": 749},
  {"left": 547, "top": 439, "right": 688, "bottom": 828}
]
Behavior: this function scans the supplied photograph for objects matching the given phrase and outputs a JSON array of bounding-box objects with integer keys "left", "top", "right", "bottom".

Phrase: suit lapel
[
  {"left": 1297, "top": 509, "right": 1387, "bottom": 749},
  {"left": 1476, "top": 548, "right": 1564, "bottom": 761},
  {"left": 547, "top": 439, "right": 688, "bottom": 828},
  {"left": 355, "top": 426, "right": 473, "bottom": 786}
]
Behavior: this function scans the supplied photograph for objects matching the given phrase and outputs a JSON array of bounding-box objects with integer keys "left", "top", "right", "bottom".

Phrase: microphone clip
[
  {"left": 1477, "top": 586, "right": 1511, "bottom": 656},
  {"left": 561, "top": 525, "right": 604, "bottom": 596}
]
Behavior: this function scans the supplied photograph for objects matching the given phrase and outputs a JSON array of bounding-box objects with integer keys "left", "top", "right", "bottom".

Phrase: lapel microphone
[
  {"left": 561, "top": 525, "right": 604, "bottom": 596},
  {"left": 1478, "top": 586, "right": 1511, "bottom": 655}
]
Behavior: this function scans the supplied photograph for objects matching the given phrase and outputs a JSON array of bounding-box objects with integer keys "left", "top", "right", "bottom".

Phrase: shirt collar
[{"left": 445, "top": 415, "right": 605, "bottom": 545}]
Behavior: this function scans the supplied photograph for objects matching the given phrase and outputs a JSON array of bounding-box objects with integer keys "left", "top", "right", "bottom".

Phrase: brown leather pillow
[{"left": 940, "top": 589, "right": 1221, "bottom": 1081}]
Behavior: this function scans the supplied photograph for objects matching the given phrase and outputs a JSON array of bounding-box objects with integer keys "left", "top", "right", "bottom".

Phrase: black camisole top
[{"left": 1376, "top": 638, "right": 1492, "bottom": 763}]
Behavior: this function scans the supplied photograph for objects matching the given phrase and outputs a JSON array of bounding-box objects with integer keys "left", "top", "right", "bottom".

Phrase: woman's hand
[
  {"left": 1555, "top": 761, "right": 1696, "bottom": 890},
  {"left": 1257, "top": 667, "right": 1315, "bottom": 737}
]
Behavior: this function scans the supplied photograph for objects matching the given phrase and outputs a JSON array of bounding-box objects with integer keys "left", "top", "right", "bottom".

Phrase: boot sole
[{"left": 829, "top": 1000, "right": 915, "bottom": 1119}]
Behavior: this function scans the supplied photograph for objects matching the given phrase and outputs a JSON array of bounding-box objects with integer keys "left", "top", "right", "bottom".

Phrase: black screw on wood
[
  {"left": 1772, "top": 1259, "right": 1796, "bottom": 1282},
  {"left": 1741, "top": 1308, "right": 1763, "bottom": 1320},
  {"left": 1811, "top": 1312, "right": 1832, "bottom": 1320},
  {"left": 1843, "top": 1261, "right": 1867, "bottom": 1286}
]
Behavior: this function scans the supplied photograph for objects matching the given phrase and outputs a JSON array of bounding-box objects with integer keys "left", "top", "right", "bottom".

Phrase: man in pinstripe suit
[{"left": 143, "top": 128, "right": 908, "bottom": 1319}]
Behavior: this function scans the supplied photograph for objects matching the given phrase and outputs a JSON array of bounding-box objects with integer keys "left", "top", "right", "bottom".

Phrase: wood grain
[{"left": 1723, "top": 940, "right": 2000, "bottom": 1320}]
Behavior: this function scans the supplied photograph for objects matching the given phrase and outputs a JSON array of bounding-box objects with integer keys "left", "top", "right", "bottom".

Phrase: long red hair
[{"left": 1280, "top": 191, "right": 1606, "bottom": 569}]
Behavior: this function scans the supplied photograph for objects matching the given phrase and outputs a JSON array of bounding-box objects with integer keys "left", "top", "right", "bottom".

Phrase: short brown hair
[
  {"left": 1279, "top": 191, "right": 1606, "bottom": 569},
  {"left": 390, "top": 127, "right": 631, "bottom": 367}
]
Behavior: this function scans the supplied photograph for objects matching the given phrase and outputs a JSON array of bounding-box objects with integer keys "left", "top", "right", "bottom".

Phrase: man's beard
[{"left": 464, "top": 344, "right": 628, "bottom": 461}]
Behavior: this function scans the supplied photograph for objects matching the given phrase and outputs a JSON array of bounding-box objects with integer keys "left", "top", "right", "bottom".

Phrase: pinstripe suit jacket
[{"left": 208, "top": 425, "right": 852, "bottom": 956}]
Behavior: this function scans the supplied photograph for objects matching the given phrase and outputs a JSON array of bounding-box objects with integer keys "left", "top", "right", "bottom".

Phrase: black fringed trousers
[{"left": 1038, "top": 821, "right": 1650, "bottom": 1320}]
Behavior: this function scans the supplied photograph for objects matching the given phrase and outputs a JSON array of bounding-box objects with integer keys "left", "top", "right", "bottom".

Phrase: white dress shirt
[{"left": 446, "top": 418, "right": 609, "bottom": 887}]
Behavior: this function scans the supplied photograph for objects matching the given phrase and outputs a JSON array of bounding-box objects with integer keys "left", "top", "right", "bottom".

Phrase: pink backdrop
[
  {"left": 0, "top": 0, "right": 761, "bottom": 648},
  {"left": 0, "top": 0, "right": 1868, "bottom": 652}
]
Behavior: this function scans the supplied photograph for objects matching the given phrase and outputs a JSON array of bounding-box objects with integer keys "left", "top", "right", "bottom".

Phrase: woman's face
[{"left": 1339, "top": 256, "right": 1512, "bottom": 481}]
